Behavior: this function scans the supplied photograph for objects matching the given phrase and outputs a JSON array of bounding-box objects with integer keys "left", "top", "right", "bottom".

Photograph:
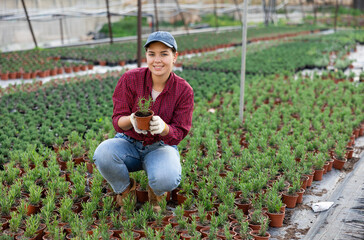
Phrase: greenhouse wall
[
  {"left": 0, "top": 16, "right": 123, "bottom": 51},
  {"left": 0, "top": 0, "right": 130, "bottom": 51}
]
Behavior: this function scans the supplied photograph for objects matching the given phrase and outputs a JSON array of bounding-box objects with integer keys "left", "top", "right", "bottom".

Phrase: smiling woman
[
  {"left": 146, "top": 42, "right": 178, "bottom": 90},
  {"left": 93, "top": 31, "right": 194, "bottom": 213}
]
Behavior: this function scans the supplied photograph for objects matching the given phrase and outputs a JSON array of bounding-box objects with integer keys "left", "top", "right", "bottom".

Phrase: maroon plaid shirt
[{"left": 112, "top": 68, "right": 194, "bottom": 146}]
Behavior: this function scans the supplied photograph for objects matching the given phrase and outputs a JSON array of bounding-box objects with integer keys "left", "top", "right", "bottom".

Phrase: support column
[{"left": 21, "top": 0, "right": 38, "bottom": 48}]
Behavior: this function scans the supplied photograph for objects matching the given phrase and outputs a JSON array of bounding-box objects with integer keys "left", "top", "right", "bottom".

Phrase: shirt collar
[{"left": 146, "top": 68, "right": 174, "bottom": 94}]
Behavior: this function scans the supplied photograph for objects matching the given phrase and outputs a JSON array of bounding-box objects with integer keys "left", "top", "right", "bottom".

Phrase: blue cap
[{"left": 144, "top": 31, "right": 177, "bottom": 51}]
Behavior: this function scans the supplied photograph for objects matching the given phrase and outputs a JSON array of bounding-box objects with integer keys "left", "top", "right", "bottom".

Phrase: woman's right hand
[{"left": 130, "top": 113, "right": 148, "bottom": 134}]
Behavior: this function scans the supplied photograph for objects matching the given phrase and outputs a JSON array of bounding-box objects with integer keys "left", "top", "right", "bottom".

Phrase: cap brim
[{"left": 144, "top": 40, "right": 174, "bottom": 49}]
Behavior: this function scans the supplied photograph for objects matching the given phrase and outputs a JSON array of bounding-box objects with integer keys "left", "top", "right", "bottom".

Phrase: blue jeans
[{"left": 93, "top": 133, "right": 181, "bottom": 196}]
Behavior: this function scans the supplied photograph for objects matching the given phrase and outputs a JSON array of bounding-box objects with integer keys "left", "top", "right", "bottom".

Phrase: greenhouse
[{"left": 0, "top": 0, "right": 364, "bottom": 239}]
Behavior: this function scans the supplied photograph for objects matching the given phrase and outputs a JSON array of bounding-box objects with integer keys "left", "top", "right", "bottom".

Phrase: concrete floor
[
  {"left": 269, "top": 42, "right": 364, "bottom": 240},
  {"left": 269, "top": 136, "right": 364, "bottom": 240}
]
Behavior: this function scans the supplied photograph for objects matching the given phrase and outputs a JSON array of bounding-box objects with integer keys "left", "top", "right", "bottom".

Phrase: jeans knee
[
  {"left": 93, "top": 141, "right": 114, "bottom": 171},
  {"left": 149, "top": 172, "right": 181, "bottom": 194}
]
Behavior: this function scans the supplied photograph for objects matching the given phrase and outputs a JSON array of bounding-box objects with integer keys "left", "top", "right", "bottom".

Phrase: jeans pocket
[{"left": 115, "top": 133, "right": 134, "bottom": 144}]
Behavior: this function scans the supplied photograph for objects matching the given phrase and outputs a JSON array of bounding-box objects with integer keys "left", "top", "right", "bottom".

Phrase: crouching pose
[{"left": 93, "top": 31, "right": 194, "bottom": 212}]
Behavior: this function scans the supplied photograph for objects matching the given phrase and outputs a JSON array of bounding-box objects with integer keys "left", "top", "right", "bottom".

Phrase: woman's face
[{"left": 146, "top": 41, "right": 177, "bottom": 80}]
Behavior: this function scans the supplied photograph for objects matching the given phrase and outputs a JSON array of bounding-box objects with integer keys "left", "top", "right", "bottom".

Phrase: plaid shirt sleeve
[
  {"left": 161, "top": 81, "right": 194, "bottom": 145},
  {"left": 112, "top": 72, "right": 135, "bottom": 133}
]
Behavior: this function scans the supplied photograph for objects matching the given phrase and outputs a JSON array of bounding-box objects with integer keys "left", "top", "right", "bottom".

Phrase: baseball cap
[{"left": 144, "top": 31, "right": 178, "bottom": 51}]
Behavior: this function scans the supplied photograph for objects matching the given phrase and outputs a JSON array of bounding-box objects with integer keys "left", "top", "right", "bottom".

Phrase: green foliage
[
  {"left": 99, "top": 16, "right": 148, "bottom": 37},
  {"left": 200, "top": 13, "right": 242, "bottom": 27},
  {"left": 136, "top": 96, "right": 153, "bottom": 115},
  {"left": 8, "top": 211, "right": 22, "bottom": 233},
  {"left": 28, "top": 183, "right": 43, "bottom": 205},
  {"left": 312, "top": 152, "right": 326, "bottom": 170},
  {"left": 24, "top": 214, "right": 41, "bottom": 237},
  {"left": 266, "top": 188, "right": 283, "bottom": 213},
  {"left": 258, "top": 216, "right": 270, "bottom": 237}
]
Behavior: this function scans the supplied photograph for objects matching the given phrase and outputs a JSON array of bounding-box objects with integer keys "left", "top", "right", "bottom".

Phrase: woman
[{"left": 93, "top": 31, "right": 194, "bottom": 212}]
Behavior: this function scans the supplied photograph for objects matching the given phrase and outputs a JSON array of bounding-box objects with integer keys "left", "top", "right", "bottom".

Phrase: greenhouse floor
[{"left": 268, "top": 135, "right": 364, "bottom": 240}]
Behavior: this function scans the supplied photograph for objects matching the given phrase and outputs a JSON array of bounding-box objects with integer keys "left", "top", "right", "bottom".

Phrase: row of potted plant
[
  {"left": 0, "top": 56, "right": 94, "bottom": 81},
  {"left": 183, "top": 30, "right": 360, "bottom": 75},
  {"left": 0, "top": 24, "right": 325, "bottom": 81},
  {"left": 0, "top": 72, "right": 119, "bottom": 162}
]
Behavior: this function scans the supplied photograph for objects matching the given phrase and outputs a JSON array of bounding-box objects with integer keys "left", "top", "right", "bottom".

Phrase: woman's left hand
[{"left": 149, "top": 116, "right": 167, "bottom": 135}]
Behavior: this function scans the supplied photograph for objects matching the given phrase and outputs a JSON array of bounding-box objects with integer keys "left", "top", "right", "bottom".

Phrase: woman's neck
[{"left": 152, "top": 74, "right": 170, "bottom": 92}]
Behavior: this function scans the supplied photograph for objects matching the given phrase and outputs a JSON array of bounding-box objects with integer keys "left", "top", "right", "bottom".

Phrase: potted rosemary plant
[{"left": 134, "top": 96, "right": 154, "bottom": 130}]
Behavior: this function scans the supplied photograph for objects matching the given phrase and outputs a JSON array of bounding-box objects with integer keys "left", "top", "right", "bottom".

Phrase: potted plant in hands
[{"left": 134, "top": 96, "right": 154, "bottom": 130}]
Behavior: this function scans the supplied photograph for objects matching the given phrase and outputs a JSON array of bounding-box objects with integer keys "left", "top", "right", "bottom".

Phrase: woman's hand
[
  {"left": 130, "top": 113, "right": 148, "bottom": 134},
  {"left": 150, "top": 116, "right": 168, "bottom": 136}
]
